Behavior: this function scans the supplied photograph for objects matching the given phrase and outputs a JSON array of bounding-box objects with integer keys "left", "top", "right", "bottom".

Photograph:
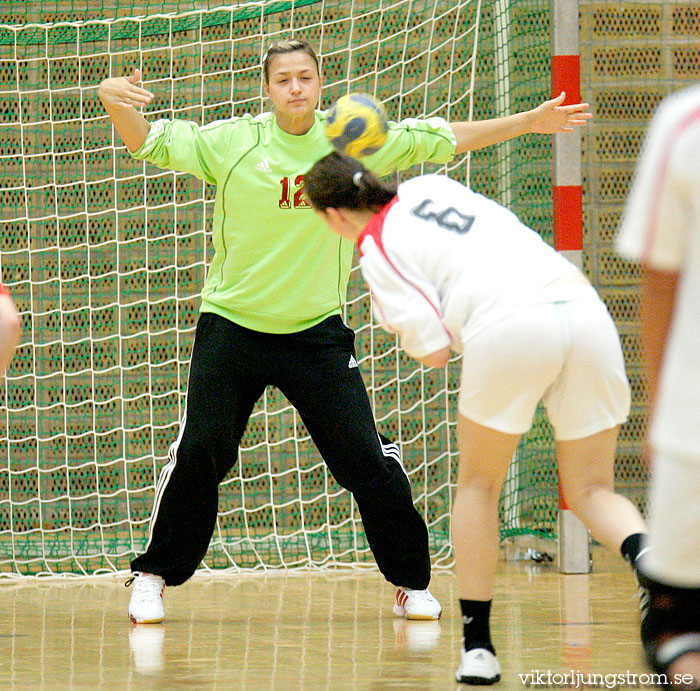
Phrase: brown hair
[
  {"left": 262, "top": 38, "right": 320, "bottom": 83},
  {"left": 304, "top": 152, "right": 396, "bottom": 212}
]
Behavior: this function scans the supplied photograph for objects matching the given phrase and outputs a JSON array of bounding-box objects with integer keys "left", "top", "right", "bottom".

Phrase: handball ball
[{"left": 325, "top": 93, "right": 389, "bottom": 158}]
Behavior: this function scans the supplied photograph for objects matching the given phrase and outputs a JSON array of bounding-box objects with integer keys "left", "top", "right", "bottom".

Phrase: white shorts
[{"left": 457, "top": 294, "right": 630, "bottom": 440}]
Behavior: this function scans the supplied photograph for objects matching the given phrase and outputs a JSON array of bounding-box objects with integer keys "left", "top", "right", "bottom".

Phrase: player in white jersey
[
  {"left": 304, "top": 151, "right": 648, "bottom": 686},
  {"left": 617, "top": 84, "right": 700, "bottom": 689}
]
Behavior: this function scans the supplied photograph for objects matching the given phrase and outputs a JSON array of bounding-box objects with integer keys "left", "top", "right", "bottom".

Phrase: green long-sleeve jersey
[{"left": 132, "top": 110, "right": 456, "bottom": 333}]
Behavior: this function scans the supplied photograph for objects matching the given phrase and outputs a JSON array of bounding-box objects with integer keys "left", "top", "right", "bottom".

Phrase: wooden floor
[{"left": 0, "top": 547, "right": 657, "bottom": 690}]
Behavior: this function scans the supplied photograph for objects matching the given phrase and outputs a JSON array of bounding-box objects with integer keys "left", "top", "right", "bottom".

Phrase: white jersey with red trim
[
  {"left": 357, "top": 174, "right": 579, "bottom": 360},
  {"left": 616, "top": 83, "right": 700, "bottom": 457}
]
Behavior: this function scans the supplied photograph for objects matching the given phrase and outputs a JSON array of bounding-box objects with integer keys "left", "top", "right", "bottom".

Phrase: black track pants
[{"left": 131, "top": 312, "right": 431, "bottom": 589}]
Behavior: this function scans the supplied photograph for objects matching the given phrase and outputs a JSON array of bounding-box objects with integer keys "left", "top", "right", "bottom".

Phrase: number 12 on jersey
[{"left": 279, "top": 176, "right": 312, "bottom": 209}]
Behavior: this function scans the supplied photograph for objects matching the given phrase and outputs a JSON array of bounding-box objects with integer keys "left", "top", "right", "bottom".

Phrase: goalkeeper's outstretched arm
[
  {"left": 449, "top": 91, "right": 592, "bottom": 154},
  {"left": 98, "top": 69, "right": 154, "bottom": 152}
]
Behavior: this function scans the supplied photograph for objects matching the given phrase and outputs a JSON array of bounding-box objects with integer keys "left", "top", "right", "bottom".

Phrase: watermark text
[{"left": 518, "top": 669, "right": 695, "bottom": 688}]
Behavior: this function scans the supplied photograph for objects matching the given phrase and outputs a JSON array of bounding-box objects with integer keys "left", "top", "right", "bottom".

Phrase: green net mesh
[
  {"left": 0, "top": 0, "right": 485, "bottom": 576},
  {"left": 0, "top": 0, "right": 671, "bottom": 577}
]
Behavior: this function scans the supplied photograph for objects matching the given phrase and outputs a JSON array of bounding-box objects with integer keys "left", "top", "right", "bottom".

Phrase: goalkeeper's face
[{"left": 264, "top": 50, "right": 322, "bottom": 118}]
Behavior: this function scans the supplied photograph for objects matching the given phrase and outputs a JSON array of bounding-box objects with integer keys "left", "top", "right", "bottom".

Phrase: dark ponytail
[{"left": 305, "top": 152, "right": 396, "bottom": 212}]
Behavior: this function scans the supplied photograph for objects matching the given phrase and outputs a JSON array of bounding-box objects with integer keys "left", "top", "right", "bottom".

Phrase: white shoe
[
  {"left": 455, "top": 647, "right": 501, "bottom": 685},
  {"left": 393, "top": 587, "right": 442, "bottom": 620},
  {"left": 129, "top": 624, "right": 165, "bottom": 674},
  {"left": 127, "top": 572, "right": 165, "bottom": 624}
]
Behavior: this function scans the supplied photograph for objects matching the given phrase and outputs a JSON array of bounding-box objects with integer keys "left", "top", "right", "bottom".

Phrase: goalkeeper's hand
[
  {"left": 97, "top": 69, "right": 153, "bottom": 151},
  {"left": 98, "top": 69, "right": 154, "bottom": 110},
  {"left": 528, "top": 91, "right": 592, "bottom": 134}
]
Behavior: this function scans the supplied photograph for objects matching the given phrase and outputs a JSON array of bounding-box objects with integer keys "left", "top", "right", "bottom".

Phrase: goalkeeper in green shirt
[{"left": 97, "top": 37, "right": 592, "bottom": 625}]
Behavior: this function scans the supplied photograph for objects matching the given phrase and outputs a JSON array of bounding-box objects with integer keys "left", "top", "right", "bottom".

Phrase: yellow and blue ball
[{"left": 325, "top": 93, "right": 389, "bottom": 158}]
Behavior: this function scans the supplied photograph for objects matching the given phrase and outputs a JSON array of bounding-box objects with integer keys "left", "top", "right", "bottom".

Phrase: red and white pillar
[{"left": 552, "top": 0, "right": 591, "bottom": 574}]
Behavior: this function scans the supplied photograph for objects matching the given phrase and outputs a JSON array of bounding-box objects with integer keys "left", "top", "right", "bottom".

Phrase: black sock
[
  {"left": 460, "top": 599, "right": 494, "bottom": 654},
  {"left": 639, "top": 574, "right": 700, "bottom": 666},
  {"left": 620, "top": 533, "right": 647, "bottom": 566}
]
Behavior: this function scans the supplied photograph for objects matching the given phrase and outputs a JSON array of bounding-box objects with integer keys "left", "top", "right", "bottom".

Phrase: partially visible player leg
[
  {"left": 638, "top": 450, "right": 700, "bottom": 689},
  {"left": 453, "top": 416, "right": 519, "bottom": 685},
  {"left": 557, "top": 428, "right": 647, "bottom": 556},
  {"left": 276, "top": 316, "right": 439, "bottom": 620},
  {"left": 550, "top": 297, "right": 648, "bottom": 605},
  {"left": 451, "top": 302, "right": 574, "bottom": 684},
  {"left": 556, "top": 428, "right": 649, "bottom": 639},
  {"left": 128, "top": 313, "right": 266, "bottom": 622}
]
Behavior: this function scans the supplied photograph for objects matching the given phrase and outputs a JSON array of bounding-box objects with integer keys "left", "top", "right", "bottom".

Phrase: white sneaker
[
  {"left": 455, "top": 647, "right": 501, "bottom": 685},
  {"left": 129, "top": 624, "right": 165, "bottom": 673},
  {"left": 393, "top": 587, "right": 442, "bottom": 620},
  {"left": 127, "top": 572, "right": 165, "bottom": 624}
]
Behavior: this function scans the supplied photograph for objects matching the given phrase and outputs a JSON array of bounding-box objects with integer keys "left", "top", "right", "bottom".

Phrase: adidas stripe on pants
[{"left": 131, "top": 312, "right": 431, "bottom": 589}]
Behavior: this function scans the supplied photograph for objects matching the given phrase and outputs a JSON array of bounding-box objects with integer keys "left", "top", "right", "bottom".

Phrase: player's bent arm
[
  {"left": 640, "top": 264, "right": 679, "bottom": 410},
  {"left": 450, "top": 92, "right": 592, "bottom": 155},
  {"left": 363, "top": 254, "right": 452, "bottom": 363},
  {"left": 98, "top": 69, "right": 153, "bottom": 152},
  {"left": 0, "top": 293, "right": 21, "bottom": 377},
  {"left": 416, "top": 347, "right": 451, "bottom": 369}
]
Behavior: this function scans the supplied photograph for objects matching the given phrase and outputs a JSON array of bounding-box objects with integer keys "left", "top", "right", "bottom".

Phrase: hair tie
[{"left": 352, "top": 171, "right": 364, "bottom": 188}]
